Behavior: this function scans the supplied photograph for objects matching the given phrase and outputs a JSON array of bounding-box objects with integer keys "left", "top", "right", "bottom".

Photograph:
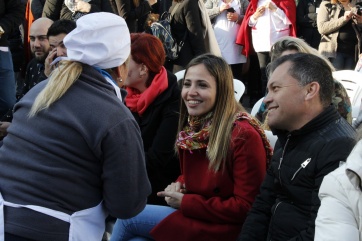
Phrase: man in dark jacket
[
  {"left": 238, "top": 53, "right": 357, "bottom": 241},
  {"left": 0, "top": 0, "right": 25, "bottom": 118}
]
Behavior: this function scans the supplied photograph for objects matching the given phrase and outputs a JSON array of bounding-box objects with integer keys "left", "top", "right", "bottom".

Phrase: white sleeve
[
  {"left": 273, "top": 7, "right": 291, "bottom": 25},
  {"left": 315, "top": 173, "right": 360, "bottom": 241}
]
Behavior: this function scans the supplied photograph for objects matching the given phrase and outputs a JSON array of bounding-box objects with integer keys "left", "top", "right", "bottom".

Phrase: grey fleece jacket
[{"left": 0, "top": 64, "right": 151, "bottom": 241}]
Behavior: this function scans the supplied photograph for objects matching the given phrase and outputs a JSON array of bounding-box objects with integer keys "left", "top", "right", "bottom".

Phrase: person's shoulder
[
  {"left": 232, "top": 114, "right": 263, "bottom": 138},
  {"left": 26, "top": 58, "right": 40, "bottom": 68},
  {"left": 320, "top": 164, "right": 350, "bottom": 196},
  {"left": 325, "top": 117, "right": 356, "bottom": 140}
]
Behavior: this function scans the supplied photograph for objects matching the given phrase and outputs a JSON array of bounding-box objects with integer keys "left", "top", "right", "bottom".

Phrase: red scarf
[
  {"left": 126, "top": 66, "right": 168, "bottom": 116},
  {"left": 235, "top": 0, "right": 297, "bottom": 57}
]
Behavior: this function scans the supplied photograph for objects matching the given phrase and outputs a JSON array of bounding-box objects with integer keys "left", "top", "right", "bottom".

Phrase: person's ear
[
  {"left": 114, "top": 63, "right": 128, "bottom": 87},
  {"left": 140, "top": 63, "right": 148, "bottom": 77},
  {"left": 305, "top": 82, "right": 320, "bottom": 101}
]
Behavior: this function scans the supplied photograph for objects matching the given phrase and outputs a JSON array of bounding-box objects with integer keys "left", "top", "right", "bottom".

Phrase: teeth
[
  {"left": 188, "top": 100, "right": 201, "bottom": 104},
  {"left": 269, "top": 107, "right": 277, "bottom": 112}
]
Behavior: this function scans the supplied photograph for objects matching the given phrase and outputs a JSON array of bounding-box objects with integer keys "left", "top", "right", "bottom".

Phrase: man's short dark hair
[
  {"left": 47, "top": 19, "right": 76, "bottom": 37},
  {"left": 268, "top": 53, "right": 334, "bottom": 107}
]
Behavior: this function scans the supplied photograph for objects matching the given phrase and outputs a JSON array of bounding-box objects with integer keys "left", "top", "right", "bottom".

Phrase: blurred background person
[
  {"left": 317, "top": 0, "right": 362, "bottom": 70},
  {"left": 20, "top": 17, "right": 53, "bottom": 99},
  {"left": 42, "top": 0, "right": 114, "bottom": 21},
  {"left": 0, "top": 0, "right": 26, "bottom": 119},
  {"left": 296, "top": 0, "right": 322, "bottom": 49},
  {"left": 153, "top": 0, "right": 172, "bottom": 14},
  {"left": 44, "top": 19, "right": 76, "bottom": 76},
  {"left": 0, "top": 18, "right": 76, "bottom": 142},
  {"left": 1, "top": 17, "right": 53, "bottom": 142},
  {"left": 110, "top": 53, "right": 272, "bottom": 241},
  {"left": 169, "top": 0, "right": 207, "bottom": 72},
  {"left": 32, "top": 0, "right": 46, "bottom": 19},
  {"left": 124, "top": 33, "right": 181, "bottom": 205},
  {"left": 236, "top": 0, "right": 296, "bottom": 95},
  {"left": 110, "top": 0, "right": 158, "bottom": 33},
  {"left": 205, "top": 0, "right": 249, "bottom": 83},
  {"left": 0, "top": 12, "right": 151, "bottom": 241}
]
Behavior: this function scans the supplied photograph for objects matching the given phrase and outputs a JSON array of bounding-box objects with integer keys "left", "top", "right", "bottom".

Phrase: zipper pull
[
  {"left": 301, "top": 158, "right": 311, "bottom": 168},
  {"left": 290, "top": 158, "right": 312, "bottom": 181}
]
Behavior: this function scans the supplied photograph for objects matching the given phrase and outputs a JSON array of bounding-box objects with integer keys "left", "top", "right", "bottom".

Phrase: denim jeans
[
  {"left": 330, "top": 52, "right": 356, "bottom": 70},
  {"left": 0, "top": 49, "right": 16, "bottom": 117},
  {"left": 110, "top": 205, "right": 176, "bottom": 241}
]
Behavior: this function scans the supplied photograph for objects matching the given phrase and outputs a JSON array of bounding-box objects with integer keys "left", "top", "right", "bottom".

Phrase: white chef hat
[{"left": 63, "top": 12, "right": 130, "bottom": 69}]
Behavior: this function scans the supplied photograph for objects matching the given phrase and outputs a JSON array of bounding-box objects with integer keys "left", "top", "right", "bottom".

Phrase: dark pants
[
  {"left": 5, "top": 233, "right": 37, "bottom": 241},
  {"left": 230, "top": 63, "right": 244, "bottom": 82},
  {"left": 330, "top": 52, "right": 356, "bottom": 70},
  {"left": 256, "top": 51, "right": 271, "bottom": 96}
]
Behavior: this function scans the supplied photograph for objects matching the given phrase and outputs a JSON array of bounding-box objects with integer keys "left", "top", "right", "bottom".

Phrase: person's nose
[
  {"left": 34, "top": 38, "right": 41, "bottom": 47},
  {"left": 188, "top": 84, "right": 197, "bottom": 96},
  {"left": 263, "top": 92, "right": 272, "bottom": 108}
]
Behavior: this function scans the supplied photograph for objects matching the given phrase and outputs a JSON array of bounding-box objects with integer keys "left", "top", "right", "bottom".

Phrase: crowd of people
[{"left": 1, "top": 0, "right": 362, "bottom": 240}]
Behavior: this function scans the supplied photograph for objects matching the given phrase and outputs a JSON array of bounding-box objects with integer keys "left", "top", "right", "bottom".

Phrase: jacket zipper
[
  {"left": 290, "top": 158, "right": 312, "bottom": 181},
  {"left": 269, "top": 201, "right": 284, "bottom": 241},
  {"left": 278, "top": 134, "right": 291, "bottom": 185}
]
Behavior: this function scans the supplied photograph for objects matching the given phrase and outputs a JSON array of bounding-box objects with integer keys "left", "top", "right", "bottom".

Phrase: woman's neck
[{"left": 340, "top": 1, "right": 351, "bottom": 8}]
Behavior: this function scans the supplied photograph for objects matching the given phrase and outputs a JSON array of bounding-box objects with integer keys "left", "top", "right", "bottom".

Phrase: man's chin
[{"left": 34, "top": 55, "right": 46, "bottom": 63}]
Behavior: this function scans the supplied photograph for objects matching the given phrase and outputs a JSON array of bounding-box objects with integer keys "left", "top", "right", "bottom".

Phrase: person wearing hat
[{"left": 0, "top": 12, "right": 151, "bottom": 241}]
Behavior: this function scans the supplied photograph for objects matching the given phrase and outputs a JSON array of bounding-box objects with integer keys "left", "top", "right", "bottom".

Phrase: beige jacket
[{"left": 317, "top": 0, "right": 360, "bottom": 59}]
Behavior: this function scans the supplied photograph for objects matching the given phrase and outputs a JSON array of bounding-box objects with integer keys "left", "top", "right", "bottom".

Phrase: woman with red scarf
[
  {"left": 110, "top": 54, "right": 272, "bottom": 241},
  {"left": 236, "top": 0, "right": 296, "bottom": 95},
  {"left": 124, "top": 33, "right": 181, "bottom": 206}
]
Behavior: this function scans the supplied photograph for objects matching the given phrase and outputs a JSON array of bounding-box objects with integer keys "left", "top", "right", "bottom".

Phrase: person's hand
[
  {"left": 147, "top": 0, "right": 157, "bottom": 6},
  {"left": 157, "top": 182, "right": 186, "bottom": 208},
  {"left": 220, "top": 3, "right": 230, "bottom": 12},
  {"left": 163, "top": 182, "right": 187, "bottom": 193},
  {"left": 75, "top": 0, "right": 91, "bottom": 13},
  {"left": 253, "top": 6, "right": 266, "bottom": 19},
  {"left": 264, "top": 0, "right": 277, "bottom": 11},
  {"left": 354, "top": 13, "right": 362, "bottom": 23},
  {"left": 227, "top": 12, "right": 239, "bottom": 22},
  {"left": 44, "top": 48, "right": 57, "bottom": 77},
  {"left": 344, "top": 10, "right": 354, "bottom": 21},
  {"left": 0, "top": 122, "right": 11, "bottom": 140}
]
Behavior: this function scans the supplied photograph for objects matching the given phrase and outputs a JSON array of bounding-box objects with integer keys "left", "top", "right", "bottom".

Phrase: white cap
[{"left": 63, "top": 12, "right": 130, "bottom": 69}]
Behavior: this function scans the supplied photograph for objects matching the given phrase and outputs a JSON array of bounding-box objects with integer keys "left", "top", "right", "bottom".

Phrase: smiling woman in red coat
[{"left": 110, "top": 54, "right": 273, "bottom": 241}]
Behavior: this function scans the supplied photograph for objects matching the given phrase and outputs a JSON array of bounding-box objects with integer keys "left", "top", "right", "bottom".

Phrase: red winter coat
[
  {"left": 236, "top": 0, "right": 297, "bottom": 57},
  {"left": 150, "top": 118, "right": 268, "bottom": 241}
]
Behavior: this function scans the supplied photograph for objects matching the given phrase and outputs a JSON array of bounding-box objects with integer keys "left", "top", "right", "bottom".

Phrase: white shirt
[
  {"left": 213, "top": 0, "right": 247, "bottom": 64},
  {"left": 249, "top": 0, "right": 291, "bottom": 52}
]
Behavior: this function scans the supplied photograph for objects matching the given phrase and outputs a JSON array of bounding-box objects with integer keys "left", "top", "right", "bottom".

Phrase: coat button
[{"left": 213, "top": 187, "right": 220, "bottom": 193}]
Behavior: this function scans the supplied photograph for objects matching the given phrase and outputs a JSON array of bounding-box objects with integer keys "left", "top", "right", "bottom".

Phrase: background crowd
[{"left": 1, "top": 0, "right": 362, "bottom": 240}]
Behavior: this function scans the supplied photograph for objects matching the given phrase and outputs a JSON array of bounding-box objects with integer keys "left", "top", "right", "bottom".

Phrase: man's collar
[{"left": 272, "top": 105, "right": 340, "bottom": 138}]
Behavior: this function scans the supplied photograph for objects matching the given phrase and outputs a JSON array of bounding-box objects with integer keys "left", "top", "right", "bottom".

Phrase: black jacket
[
  {"left": 170, "top": 0, "right": 206, "bottom": 67},
  {"left": 110, "top": 0, "right": 152, "bottom": 33},
  {"left": 238, "top": 106, "right": 356, "bottom": 241},
  {"left": 296, "top": 0, "right": 322, "bottom": 49},
  {"left": 130, "top": 71, "right": 181, "bottom": 205},
  {"left": 0, "top": 0, "right": 26, "bottom": 47},
  {"left": 42, "top": 0, "right": 113, "bottom": 20}
]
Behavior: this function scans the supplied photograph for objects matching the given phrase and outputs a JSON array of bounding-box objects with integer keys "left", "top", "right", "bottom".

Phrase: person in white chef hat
[{"left": 0, "top": 12, "right": 151, "bottom": 241}]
